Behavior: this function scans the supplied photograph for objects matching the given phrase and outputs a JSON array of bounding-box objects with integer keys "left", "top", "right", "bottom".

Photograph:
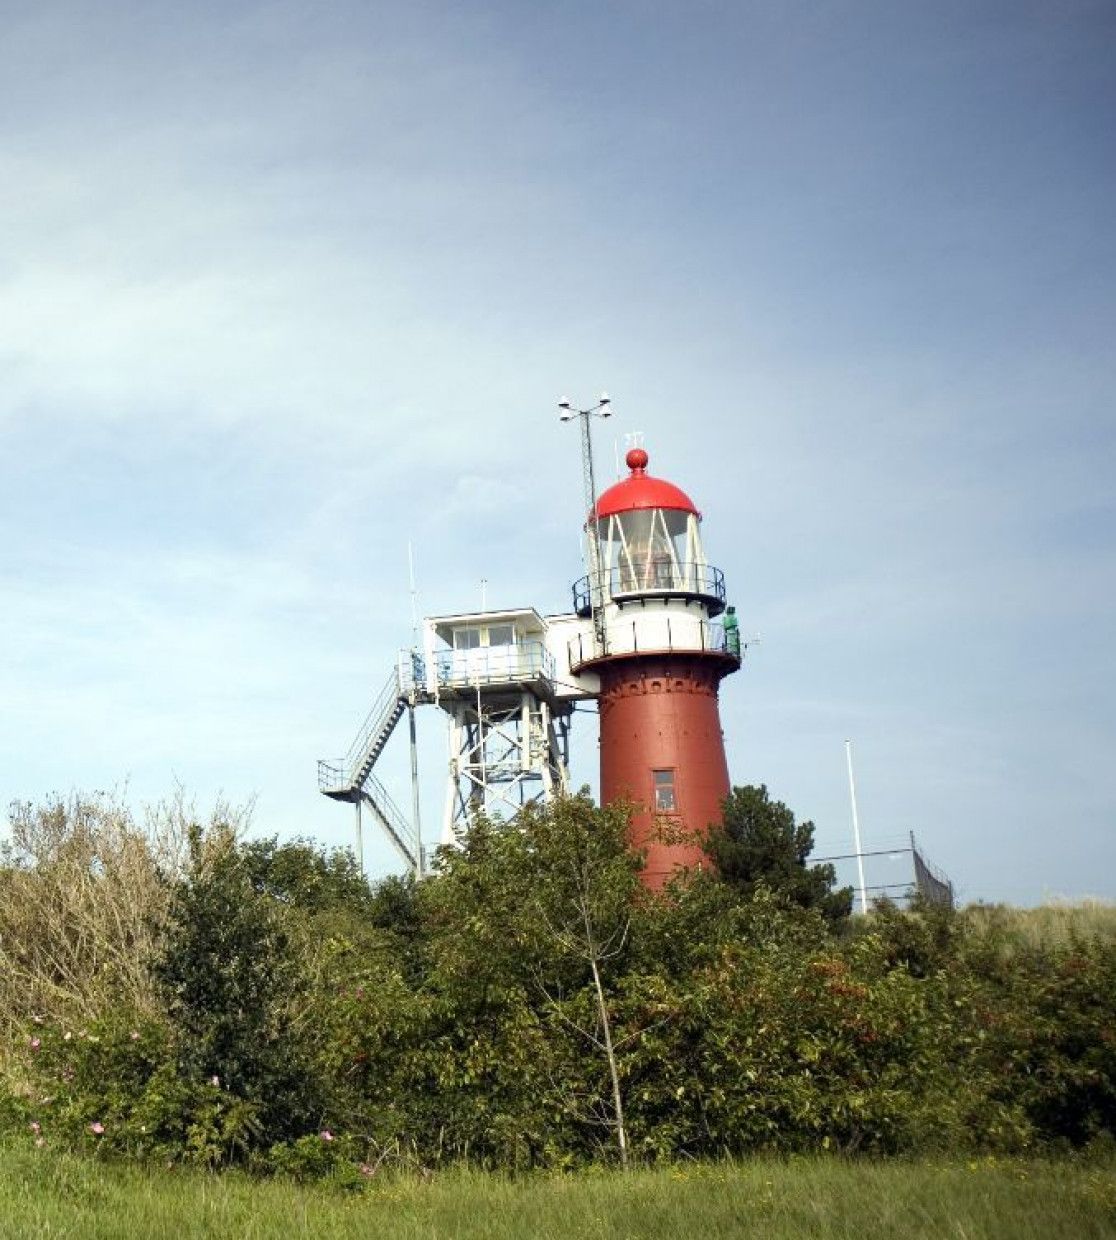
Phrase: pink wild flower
[
  {"left": 210, "top": 1075, "right": 220, "bottom": 1088},
  {"left": 29, "top": 1037, "right": 41, "bottom": 1051},
  {"left": 90, "top": 1122, "right": 104, "bottom": 1136},
  {"left": 29, "top": 1122, "right": 41, "bottom": 1135},
  {"left": 320, "top": 1130, "right": 334, "bottom": 1142},
  {"left": 130, "top": 1031, "right": 140, "bottom": 1041}
]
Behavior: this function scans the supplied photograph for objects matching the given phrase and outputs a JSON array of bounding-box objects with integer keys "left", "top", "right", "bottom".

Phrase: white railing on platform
[
  {"left": 566, "top": 618, "right": 740, "bottom": 669},
  {"left": 432, "top": 641, "right": 554, "bottom": 692}
]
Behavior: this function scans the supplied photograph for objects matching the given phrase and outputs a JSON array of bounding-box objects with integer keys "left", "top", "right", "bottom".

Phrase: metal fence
[
  {"left": 911, "top": 833, "right": 955, "bottom": 908},
  {"left": 815, "top": 832, "right": 955, "bottom": 911}
]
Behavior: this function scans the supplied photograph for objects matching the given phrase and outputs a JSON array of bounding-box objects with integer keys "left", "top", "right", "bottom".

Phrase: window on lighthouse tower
[{"left": 653, "top": 769, "right": 677, "bottom": 813}]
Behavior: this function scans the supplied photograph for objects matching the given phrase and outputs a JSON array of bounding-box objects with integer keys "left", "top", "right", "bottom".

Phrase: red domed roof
[{"left": 592, "top": 448, "right": 700, "bottom": 521}]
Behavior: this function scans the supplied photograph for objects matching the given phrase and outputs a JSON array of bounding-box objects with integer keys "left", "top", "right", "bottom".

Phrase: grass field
[
  {"left": 1, "top": 1147, "right": 1113, "bottom": 1239},
  {"left": 962, "top": 900, "right": 1116, "bottom": 950}
]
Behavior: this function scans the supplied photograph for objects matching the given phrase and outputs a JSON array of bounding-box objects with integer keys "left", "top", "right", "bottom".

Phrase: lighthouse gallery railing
[
  {"left": 571, "top": 562, "right": 726, "bottom": 616},
  {"left": 567, "top": 618, "right": 740, "bottom": 671}
]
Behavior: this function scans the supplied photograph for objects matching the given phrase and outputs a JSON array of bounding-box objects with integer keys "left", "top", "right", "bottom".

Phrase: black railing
[{"left": 572, "top": 562, "right": 726, "bottom": 616}]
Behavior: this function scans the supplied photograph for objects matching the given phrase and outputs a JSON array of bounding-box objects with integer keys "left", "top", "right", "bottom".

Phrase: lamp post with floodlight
[{"left": 559, "top": 393, "right": 612, "bottom": 655}]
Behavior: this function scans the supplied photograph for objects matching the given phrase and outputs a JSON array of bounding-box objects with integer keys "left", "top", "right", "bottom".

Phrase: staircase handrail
[
  {"left": 344, "top": 671, "right": 400, "bottom": 773},
  {"left": 361, "top": 769, "right": 420, "bottom": 867},
  {"left": 335, "top": 646, "right": 428, "bottom": 786}
]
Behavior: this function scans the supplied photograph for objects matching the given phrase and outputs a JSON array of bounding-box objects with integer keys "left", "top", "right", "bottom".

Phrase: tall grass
[
  {"left": 963, "top": 900, "right": 1116, "bottom": 951},
  {"left": 1, "top": 1146, "right": 1113, "bottom": 1239}
]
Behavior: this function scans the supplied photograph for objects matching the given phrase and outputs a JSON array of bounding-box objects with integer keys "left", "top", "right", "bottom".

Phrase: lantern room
[{"left": 573, "top": 448, "right": 726, "bottom": 616}]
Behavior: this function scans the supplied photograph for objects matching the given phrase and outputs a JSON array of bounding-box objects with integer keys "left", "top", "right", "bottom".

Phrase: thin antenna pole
[
  {"left": 407, "top": 540, "right": 423, "bottom": 876},
  {"left": 845, "top": 739, "right": 869, "bottom": 915},
  {"left": 407, "top": 540, "right": 419, "bottom": 647},
  {"left": 583, "top": 415, "right": 608, "bottom": 655},
  {"left": 481, "top": 577, "right": 488, "bottom": 611}
]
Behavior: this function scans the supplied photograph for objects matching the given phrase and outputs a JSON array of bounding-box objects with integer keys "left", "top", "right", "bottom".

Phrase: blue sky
[{"left": 2, "top": 0, "right": 1113, "bottom": 903}]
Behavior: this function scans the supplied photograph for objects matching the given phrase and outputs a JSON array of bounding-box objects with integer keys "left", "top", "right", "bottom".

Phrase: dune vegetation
[{"left": 1, "top": 789, "right": 1113, "bottom": 1235}]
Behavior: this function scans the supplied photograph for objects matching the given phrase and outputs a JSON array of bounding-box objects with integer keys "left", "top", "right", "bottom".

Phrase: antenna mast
[{"left": 559, "top": 393, "right": 612, "bottom": 655}]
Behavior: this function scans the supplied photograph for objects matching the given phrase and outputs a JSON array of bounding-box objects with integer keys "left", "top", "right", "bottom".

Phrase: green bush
[
  {"left": 3, "top": 791, "right": 1115, "bottom": 1174},
  {"left": 16, "top": 1010, "right": 264, "bottom": 1166},
  {"left": 153, "top": 825, "right": 326, "bottom": 1152}
]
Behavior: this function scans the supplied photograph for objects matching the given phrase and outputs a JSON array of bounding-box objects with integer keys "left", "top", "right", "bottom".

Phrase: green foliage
[
  {"left": 863, "top": 895, "right": 963, "bottom": 978},
  {"left": 153, "top": 825, "right": 323, "bottom": 1152},
  {"left": 241, "top": 836, "right": 373, "bottom": 916},
  {"left": 265, "top": 1132, "right": 370, "bottom": 1186},
  {"left": 958, "top": 931, "right": 1116, "bottom": 1148},
  {"left": 706, "top": 785, "right": 853, "bottom": 925},
  {"left": 15, "top": 1010, "right": 265, "bottom": 1167},
  {"left": 3, "top": 790, "right": 1116, "bottom": 1178},
  {"left": 311, "top": 797, "right": 645, "bottom": 1170}
]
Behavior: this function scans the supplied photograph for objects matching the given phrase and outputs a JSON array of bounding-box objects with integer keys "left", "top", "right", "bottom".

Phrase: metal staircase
[
  {"left": 318, "top": 652, "right": 430, "bottom": 874},
  {"left": 357, "top": 772, "right": 422, "bottom": 872}
]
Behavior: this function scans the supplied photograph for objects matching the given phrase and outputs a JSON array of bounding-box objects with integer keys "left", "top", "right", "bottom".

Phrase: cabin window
[
  {"left": 453, "top": 628, "right": 481, "bottom": 650},
  {"left": 486, "top": 624, "right": 515, "bottom": 646},
  {"left": 653, "top": 769, "right": 677, "bottom": 812}
]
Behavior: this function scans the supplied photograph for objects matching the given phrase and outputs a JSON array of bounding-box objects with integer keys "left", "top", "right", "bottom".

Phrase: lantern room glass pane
[
  {"left": 614, "top": 510, "right": 672, "bottom": 590},
  {"left": 663, "top": 510, "right": 690, "bottom": 560},
  {"left": 600, "top": 509, "right": 703, "bottom": 594}
]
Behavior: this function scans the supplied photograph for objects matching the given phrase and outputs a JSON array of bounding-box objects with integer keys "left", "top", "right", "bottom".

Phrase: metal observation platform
[{"left": 317, "top": 609, "right": 598, "bottom": 877}]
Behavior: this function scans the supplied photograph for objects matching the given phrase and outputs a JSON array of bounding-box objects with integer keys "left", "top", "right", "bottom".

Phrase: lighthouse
[
  {"left": 318, "top": 421, "right": 739, "bottom": 889},
  {"left": 567, "top": 447, "right": 741, "bottom": 888}
]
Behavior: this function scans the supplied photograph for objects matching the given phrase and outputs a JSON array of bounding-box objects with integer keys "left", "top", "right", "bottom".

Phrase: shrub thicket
[
  {"left": 706, "top": 784, "right": 853, "bottom": 925},
  {"left": 3, "top": 789, "right": 1115, "bottom": 1175}
]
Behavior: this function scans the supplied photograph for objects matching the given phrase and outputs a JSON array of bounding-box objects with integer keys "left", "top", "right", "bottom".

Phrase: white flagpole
[{"left": 845, "top": 739, "right": 869, "bottom": 915}]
